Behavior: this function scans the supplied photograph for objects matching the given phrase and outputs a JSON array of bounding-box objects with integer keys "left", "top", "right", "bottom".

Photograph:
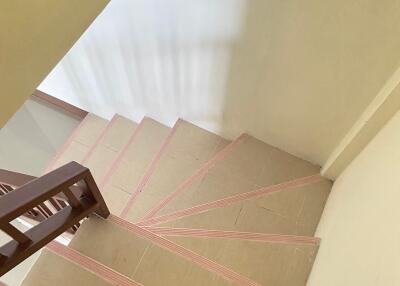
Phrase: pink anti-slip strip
[
  {"left": 47, "top": 241, "right": 142, "bottom": 286},
  {"left": 119, "top": 120, "right": 181, "bottom": 218},
  {"left": 138, "top": 174, "right": 323, "bottom": 227},
  {"left": 81, "top": 115, "right": 120, "bottom": 165},
  {"left": 99, "top": 119, "right": 145, "bottom": 188},
  {"left": 109, "top": 215, "right": 261, "bottom": 286},
  {"left": 43, "top": 114, "right": 92, "bottom": 174},
  {"left": 139, "top": 133, "right": 248, "bottom": 222},
  {"left": 144, "top": 226, "right": 321, "bottom": 245}
]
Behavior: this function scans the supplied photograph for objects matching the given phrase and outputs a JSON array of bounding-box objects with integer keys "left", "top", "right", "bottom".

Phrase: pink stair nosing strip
[
  {"left": 99, "top": 119, "right": 144, "bottom": 188},
  {"left": 47, "top": 241, "right": 142, "bottom": 286},
  {"left": 43, "top": 113, "right": 92, "bottom": 174},
  {"left": 119, "top": 120, "right": 181, "bottom": 218},
  {"left": 144, "top": 226, "right": 321, "bottom": 245},
  {"left": 137, "top": 174, "right": 323, "bottom": 227},
  {"left": 81, "top": 115, "right": 119, "bottom": 165},
  {"left": 139, "top": 133, "right": 248, "bottom": 222},
  {"left": 109, "top": 215, "right": 261, "bottom": 286}
]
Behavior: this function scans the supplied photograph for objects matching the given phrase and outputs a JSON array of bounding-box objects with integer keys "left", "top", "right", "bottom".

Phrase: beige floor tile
[
  {"left": 102, "top": 185, "right": 131, "bottom": 215},
  {"left": 49, "top": 114, "right": 109, "bottom": 171},
  {"left": 74, "top": 114, "right": 109, "bottom": 147},
  {"left": 124, "top": 120, "right": 229, "bottom": 223},
  {"left": 21, "top": 249, "right": 113, "bottom": 286},
  {"left": 162, "top": 180, "right": 331, "bottom": 236},
  {"left": 81, "top": 116, "right": 137, "bottom": 182},
  {"left": 168, "top": 236, "right": 317, "bottom": 286},
  {"left": 157, "top": 136, "right": 321, "bottom": 216},
  {"left": 52, "top": 141, "right": 89, "bottom": 169},
  {"left": 84, "top": 145, "right": 119, "bottom": 182},
  {"left": 108, "top": 117, "right": 170, "bottom": 194},
  {"left": 132, "top": 244, "right": 223, "bottom": 286},
  {"left": 101, "top": 115, "right": 137, "bottom": 152},
  {"left": 69, "top": 217, "right": 151, "bottom": 277}
]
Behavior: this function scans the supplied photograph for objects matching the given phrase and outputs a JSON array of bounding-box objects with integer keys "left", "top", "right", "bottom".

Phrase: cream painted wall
[
  {"left": 308, "top": 110, "right": 400, "bottom": 285},
  {"left": 0, "top": 0, "right": 109, "bottom": 127},
  {"left": 39, "top": 0, "right": 400, "bottom": 165}
]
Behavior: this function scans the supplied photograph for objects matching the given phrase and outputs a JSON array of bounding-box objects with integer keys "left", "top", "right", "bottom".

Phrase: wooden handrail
[
  {"left": 0, "top": 169, "right": 36, "bottom": 188},
  {"left": 0, "top": 161, "right": 110, "bottom": 276}
]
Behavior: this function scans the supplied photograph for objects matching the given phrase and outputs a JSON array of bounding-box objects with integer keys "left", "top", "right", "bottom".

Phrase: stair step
[
  {"left": 44, "top": 113, "right": 108, "bottom": 173},
  {"left": 21, "top": 248, "right": 115, "bottom": 286},
  {"left": 82, "top": 114, "right": 138, "bottom": 182},
  {"left": 147, "top": 178, "right": 331, "bottom": 236},
  {"left": 69, "top": 216, "right": 258, "bottom": 286},
  {"left": 122, "top": 119, "right": 230, "bottom": 223},
  {"left": 148, "top": 135, "right": 322, "bottom": 219},
  {"left": 167, "top": 235, "right": 317, "bottom": 286},
  {"left": 100, "top": 117, "right": 171, "bottom": 214}
]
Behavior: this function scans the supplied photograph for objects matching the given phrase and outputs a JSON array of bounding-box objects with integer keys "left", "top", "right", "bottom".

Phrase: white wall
[
  {"left": 308, "top": 110, "right": 400, "bottom": 285},
  {"left": 0, "top": 98, "right": 80, "bottom": 176},
  {"left": 39, "top": 0, "right": 400, "bottom": 166}
]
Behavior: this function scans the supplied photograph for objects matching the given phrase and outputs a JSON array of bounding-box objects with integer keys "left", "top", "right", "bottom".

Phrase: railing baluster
[
  {"left": 48, "top": 197, "right": 62, "bottom": 211},
  {"left": 1, "top": 223, "right": 31, "bottom": 245},
  {"left": 63, "top": 188, "right": 81, "bottom": 208}
]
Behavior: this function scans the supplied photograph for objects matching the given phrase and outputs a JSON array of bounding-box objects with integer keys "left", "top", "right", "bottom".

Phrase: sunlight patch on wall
[{"left": 39, "top": 0, "right": 247, "bottom": 132}]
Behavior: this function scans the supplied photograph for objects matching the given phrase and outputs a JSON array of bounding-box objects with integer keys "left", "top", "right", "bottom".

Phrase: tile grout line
[
  {"left": 119, "top": 119, "right": 181, "bottom": 218},
  {"left": 144, "top": 226, "right": 320, "bottom": 245},
  {"left": 47, "top": 241, "right": 143, "bottom": 286},
  {"left": 139, "top": 133, "right": 248, "bottom": 222},
  {"left": 109, "top": 215, "right": 261, "bottom": 286},
  {"left": 43, "top": 113, "right": 92, "bottom": 174},
  {"left": 137, "top": 174, "right": 323, "bottom": 227},
  {"left": 99, "top": 119, "right": 144, "bottom": 189},
  {"left": 81, "top": 114, "right": 119, "bottom": 165}
]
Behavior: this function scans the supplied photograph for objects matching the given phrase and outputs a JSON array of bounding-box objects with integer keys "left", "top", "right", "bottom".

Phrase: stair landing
[{"left": 18, "top": 113, "right": 331, "bottom": 286}]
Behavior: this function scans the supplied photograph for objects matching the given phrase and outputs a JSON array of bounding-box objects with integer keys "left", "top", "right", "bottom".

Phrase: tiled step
[
  {"left": 100, "top": 117, "right": 171, "bottom": 214},
  {"left": 145, "top": 135, "right": 322, "bottom": 220},
  {"left": 166, "top": 235, "right": 318, "bottom": 286},
  {"left": 121, "top": 119, "right": 230, "bottom": 223},
  {"left": 44, "top": 113, "right": 108, "bottom": 173},
  {"left": 69, "top": 216, "right": 258, "bottom": 286},
  {"left": 21, "top": 248, "right": 116, "bottom": 286},
  {"left": 82, "top": 114, "right": 138, "bottom": 182},
  {"left": 145, "top": 178, "right": 331, "bottom": 236}
]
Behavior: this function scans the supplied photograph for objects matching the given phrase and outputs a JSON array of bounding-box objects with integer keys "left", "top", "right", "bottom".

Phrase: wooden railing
[
  {"left": 0, "top": 171, "right": 70, "bottom": 226},
  {"left": 0, "top": 161, "right": 110, "bottom": 276}
]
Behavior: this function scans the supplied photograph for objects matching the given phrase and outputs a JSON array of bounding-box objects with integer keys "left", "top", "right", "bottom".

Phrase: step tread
[
  {"left": 167, "top": 235, "right": 317, "bottom": 286},
  {"left": 154, "top": 135, "right": 322, "bottom": 217},
  {"left": 45, "top": 113, "right": 108, "bottom": 172},
  {"left": 82, "top": 114, "right": 138, "bottom": 182},
  {"left": 101, "top": 117, "right": 171, "bottom": 214},
  {"left": 157, "top": 179, "right": 331, "bottom": 236},
  {"left": 70, "top": 217, "right": 247, "bottom": 286},
  {"left": 122, "top": 119, "right": 230, "bottom": 223},
  {"left": 21, "top": 249, "right": 114, "bottom": 286}
]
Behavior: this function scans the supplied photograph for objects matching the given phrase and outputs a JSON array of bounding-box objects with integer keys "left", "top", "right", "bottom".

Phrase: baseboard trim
[{"left": 32, "top": 90, "right": 88, "bottom": 119}]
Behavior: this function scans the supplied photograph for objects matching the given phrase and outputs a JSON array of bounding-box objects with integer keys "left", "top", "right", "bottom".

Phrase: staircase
[{"left": 19, "top": 113, "right": 331, "bottom": 286}]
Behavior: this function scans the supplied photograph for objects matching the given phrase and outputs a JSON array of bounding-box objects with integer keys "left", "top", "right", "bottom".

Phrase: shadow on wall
[{"left": 39, "top": 0, "right": 400, "bottom": 166}]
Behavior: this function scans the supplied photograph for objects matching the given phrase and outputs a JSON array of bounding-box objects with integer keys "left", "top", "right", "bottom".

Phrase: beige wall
[
  {"left": 308, "top": 110, "right": 400, "bottom": 285},
  {"left": 0, "top": 0, "right": 109, "bottom": 127}
]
